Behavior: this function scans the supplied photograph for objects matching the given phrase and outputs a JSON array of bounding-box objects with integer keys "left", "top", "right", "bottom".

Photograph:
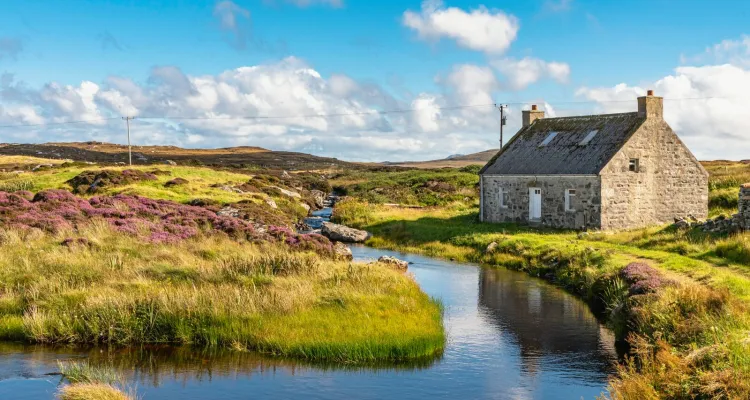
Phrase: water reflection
[
  {"left": 478, "top": 268, "right": 617, "bottom": 380},
  {"left": 0, "top": 245, "right": 618, "bottom": 400}
]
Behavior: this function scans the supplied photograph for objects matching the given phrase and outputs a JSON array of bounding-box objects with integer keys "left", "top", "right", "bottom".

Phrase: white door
[{"left": 529, "top": 188, "right": 542, "bottom": 220}]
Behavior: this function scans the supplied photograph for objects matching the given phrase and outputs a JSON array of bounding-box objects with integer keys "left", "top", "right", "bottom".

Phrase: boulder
[
  {"left": 300, "top": 203, "right": 311, "bottom": 213},
  {"left": 270, "top": 186, "right": 301, "bottom": 199},
  {"left": 333, "top": 242, "right": 353, "bottom": 260},
  {"left": 164, "top": 160, "right": 177, "bottom": 166},
  {"left": 321, "top": 222, "right": 370, "bottom": 243},
  {"left": 217, "top": 206, "right": 240, "bottom": 218},
  {"left": 310, "top": 190, "right": 327, "bottom": 209},
  {"left": 673, "top": 218, "right": 690, "bottom": 230},
  {"left": 377, "top": 255, "right": 408, "bottom": 271},
  {"left": 485, "top": 241, "right": 498, "bottom": 253},
  {"left": 264, "top": 197, "right": 278, "bottom": 209}
]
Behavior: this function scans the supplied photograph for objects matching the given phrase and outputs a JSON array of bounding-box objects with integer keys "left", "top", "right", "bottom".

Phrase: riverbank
[
  {"left": 0, "top": 223, "right": 444, "bottom": 363},
  {"left": 333, "top": 200, "right": 750, "bottom": 398}
]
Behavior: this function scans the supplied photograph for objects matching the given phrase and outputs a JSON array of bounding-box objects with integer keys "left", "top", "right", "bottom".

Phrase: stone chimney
[
  {"left": 522, "top": 104, "right": 545, "bottom": 127},
  {"left": 637, "top": 89, "right": 663, "bottom": 119}
]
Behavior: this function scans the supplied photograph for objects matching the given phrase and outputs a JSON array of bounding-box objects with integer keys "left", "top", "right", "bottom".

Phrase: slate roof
[{"left": 480, "top": 112, "right": 645, "bottom": 175}]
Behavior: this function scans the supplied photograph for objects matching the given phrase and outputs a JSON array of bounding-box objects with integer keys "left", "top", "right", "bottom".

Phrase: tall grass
[
  {"left": 0, "top": 224, "right": 444, "bottom": 363},
  {"left": 58, "top": 383, "right": 134, "bottom": 400}
]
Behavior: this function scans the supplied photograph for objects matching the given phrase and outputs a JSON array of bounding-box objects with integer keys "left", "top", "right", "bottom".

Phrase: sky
[{"left": 1, "top": 0, "right": 749, "bottom": 161}]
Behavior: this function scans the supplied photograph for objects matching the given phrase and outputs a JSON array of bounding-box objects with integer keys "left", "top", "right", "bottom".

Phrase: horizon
[{"left": 1, "top": 0, "right": 749, "bottom": 161}]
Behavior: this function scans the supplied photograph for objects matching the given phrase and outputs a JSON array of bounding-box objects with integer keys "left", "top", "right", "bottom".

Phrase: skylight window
[
  {"left": 539, "top": 131, "right": 558, "bottom": 147},
  {"left": 579, "top": 130, "right": 599, "bottom": 146}
]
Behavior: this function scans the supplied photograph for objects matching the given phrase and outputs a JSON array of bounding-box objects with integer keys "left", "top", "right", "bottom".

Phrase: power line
[{"left": 0, "top": 95, "right": 739, "bottom": 129}]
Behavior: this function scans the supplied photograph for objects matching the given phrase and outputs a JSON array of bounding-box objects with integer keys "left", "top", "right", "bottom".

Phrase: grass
[
  {"left": 333, "top": 199, "right": 750, "bottom": 398},
  {"left": 58, "top": 361, "right": 122, "bottom": 384},
  {"left": 58, "top": 361, "right": 133, "bottom": 400},
  {"left": 329, "top": 165, "right": 479, "bottom": 206},
  {"left": 58, "top": 383, "right": 134, "bottom": 400},
  {"left": 0, "top": 222, "right": 444, "bottom": 363}
]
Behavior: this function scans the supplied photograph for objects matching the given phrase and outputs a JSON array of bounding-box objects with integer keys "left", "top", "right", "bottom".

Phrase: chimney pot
[
  {"left": 647, "top": 89, "right": 654, "bottom": 96},
  {"left": 531, "top": 104, "right": 538, "bottom": 111}
]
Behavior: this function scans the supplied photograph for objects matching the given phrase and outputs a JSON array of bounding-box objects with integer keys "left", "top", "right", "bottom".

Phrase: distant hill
[
  {"left": 386, "top": 149, "right": 498, "bottom": 169},
  {"left": 0, "top": 142, "right": 359, "bottom": 170}
]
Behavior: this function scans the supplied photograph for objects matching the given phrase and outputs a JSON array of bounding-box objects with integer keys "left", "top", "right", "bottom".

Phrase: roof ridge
[{"left": 541, "top": 111, "right": 639, "bottom": 121}]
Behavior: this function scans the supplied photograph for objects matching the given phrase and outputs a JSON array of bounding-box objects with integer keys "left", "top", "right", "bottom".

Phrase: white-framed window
[
  {"left": 565, "top": 189, "right": 576, "bottom": 212},
  {"left": 499, "top": 188, "right": 509, "bottom": 208},
  {"left": 629, "top": 158, "right": 640, "bottom": 172},
  {"left": 539, "top": 131, "right": 558, "bottom": 147}
]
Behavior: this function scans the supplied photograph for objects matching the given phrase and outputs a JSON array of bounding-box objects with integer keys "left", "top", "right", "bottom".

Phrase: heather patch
[
  {"left": 0, "top": 189, "right": 265, "bottom": 244},
  {"left": 619, "top": 262, "right": 670, "bottom": 295}
]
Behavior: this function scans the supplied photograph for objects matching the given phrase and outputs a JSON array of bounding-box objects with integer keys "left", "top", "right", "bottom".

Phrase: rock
[
  {"left": 300, "top": 203, "right": 311, "bottom": 213},
  {"left": 486, "top": 241, "right": 498, "bottom": 253},
  {"left": 164, "top": 177, "right": 189, "bottom": 187},
  {"left": 377, "top": 255, "right": 408, "bottom": 271},
  {"left": 264, "top": 197, "right": 278, "bottom": 209},
  {"left": 281, "top": 170, "right": 291, "bottom": 179},
  {"left": 216, "top": 185, "right": 243, "bottom": 194},
  {"left": 217, "top": 206, "right": 240, "bottom": 218},
  {"left": 333, "top": 242, "right": 353, "bottom": 260},
  {"left": 321, "top": 222, "right": 370, "bottom": 243},
  {"left": 270, "top": 186, "right": 301, "bottom": 199},
  {"left": 164, "top": 160, "right": 177, "bottom": 166},
  {"left": 310, "top": 190, "right": 327, "bottom": 209},
  {"left": 673, "top": 218, "right": 690, "bottom": 229},
  {"left": 32, "top": 164, "right": 54, "bottom": 172}
]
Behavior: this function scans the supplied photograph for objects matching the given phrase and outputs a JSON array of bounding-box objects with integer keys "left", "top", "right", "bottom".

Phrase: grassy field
[
  {"left": 0, "top": 223, "right": 444, "bottom": 363},
  {"left": 329, "top": 165, "right": 480, "bottom": 206},
  {"left": 333, "top": 198, "right": 750, "bottom": 398}
]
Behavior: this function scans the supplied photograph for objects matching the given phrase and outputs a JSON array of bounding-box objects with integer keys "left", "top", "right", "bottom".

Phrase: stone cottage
[{"left": 479, "top": 91, "right": 708, "bottom": 230}]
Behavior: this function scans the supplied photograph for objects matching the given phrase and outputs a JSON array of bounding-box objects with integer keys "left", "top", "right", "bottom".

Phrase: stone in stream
[
  {"left": 333, "top": 242, "right": 353, "bottom": 260},
  {"left": 377, "top": 255, "right": 408, "bottom": 271},
  {"left": 310, "top": 190, "right": 327, "bottom": 209},
  {"left": 321, "top": 222, "right": 370, "bottom": 243}
]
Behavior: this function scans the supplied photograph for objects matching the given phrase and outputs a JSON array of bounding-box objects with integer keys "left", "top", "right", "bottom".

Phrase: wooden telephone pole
[
  {"left": 122, "top": 116, "right": 135, "bottom": 166},
  {"left": 497, "top": 104, "right": 508, "bottom": 149}
]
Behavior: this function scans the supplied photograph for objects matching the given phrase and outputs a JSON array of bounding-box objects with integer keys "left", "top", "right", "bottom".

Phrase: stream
[{"left": 0, "top": 209, "right": 619, "bottom": 399}]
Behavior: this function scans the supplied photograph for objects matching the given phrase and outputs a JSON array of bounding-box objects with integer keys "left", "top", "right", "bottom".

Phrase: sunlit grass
[
  {"left": 58, "top": 383, "right": 133, "bottom": 400},
  {"left": 0, "top": 224, "right": 444, "bottom": 362}
]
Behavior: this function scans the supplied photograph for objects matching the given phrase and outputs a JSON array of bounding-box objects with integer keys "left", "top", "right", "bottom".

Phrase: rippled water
[{"left": 0, "top": 245, "right": 618, "bottom": 399}]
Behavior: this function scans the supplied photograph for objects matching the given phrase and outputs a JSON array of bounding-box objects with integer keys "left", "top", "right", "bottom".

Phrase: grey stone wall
[
  {"left": 600, "top": 119, "right": 708, "bottom": 230},
  {"left": 481, "top": 175, "right": 601, "bottom": 229},
  {"left": 740, "top": 184, "right": 750, "bottom": 229}
]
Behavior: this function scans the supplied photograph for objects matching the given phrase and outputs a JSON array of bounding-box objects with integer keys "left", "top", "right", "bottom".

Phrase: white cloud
[
  {"left": 443, "top": 64, "right": 498, "bottom": 105},
  {"left": 402, "top": 0, "right": 519, "bottom": 54},
  {"left": 576, "top": 63, "right": 750, "bottom": 160},
  {"left": 682, "top": 34, "right": 750, "bottom": 67},
  {"left": 492, "top": 57, "right": 570, "bottom": 89},
  {"left": 0, "top": 57, "right": 508, "bottom": 161}
]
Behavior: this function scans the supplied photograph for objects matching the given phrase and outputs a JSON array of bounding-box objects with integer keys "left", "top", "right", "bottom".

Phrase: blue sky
[{"left": 1, "top": 0, "right": 749, "bottom": 160}]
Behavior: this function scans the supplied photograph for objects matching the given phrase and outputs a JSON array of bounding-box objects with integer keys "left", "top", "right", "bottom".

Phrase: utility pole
[
  {"left": 497, "top": 104, "right": 508, "bottom": 149},
  {"left": 122, "top": 116, "right": 135, "bottom": 166}
]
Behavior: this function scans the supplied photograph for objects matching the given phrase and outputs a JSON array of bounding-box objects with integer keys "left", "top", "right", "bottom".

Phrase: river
[{"left": 0, "top": 244, "right": 618, "bottom": 399}]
